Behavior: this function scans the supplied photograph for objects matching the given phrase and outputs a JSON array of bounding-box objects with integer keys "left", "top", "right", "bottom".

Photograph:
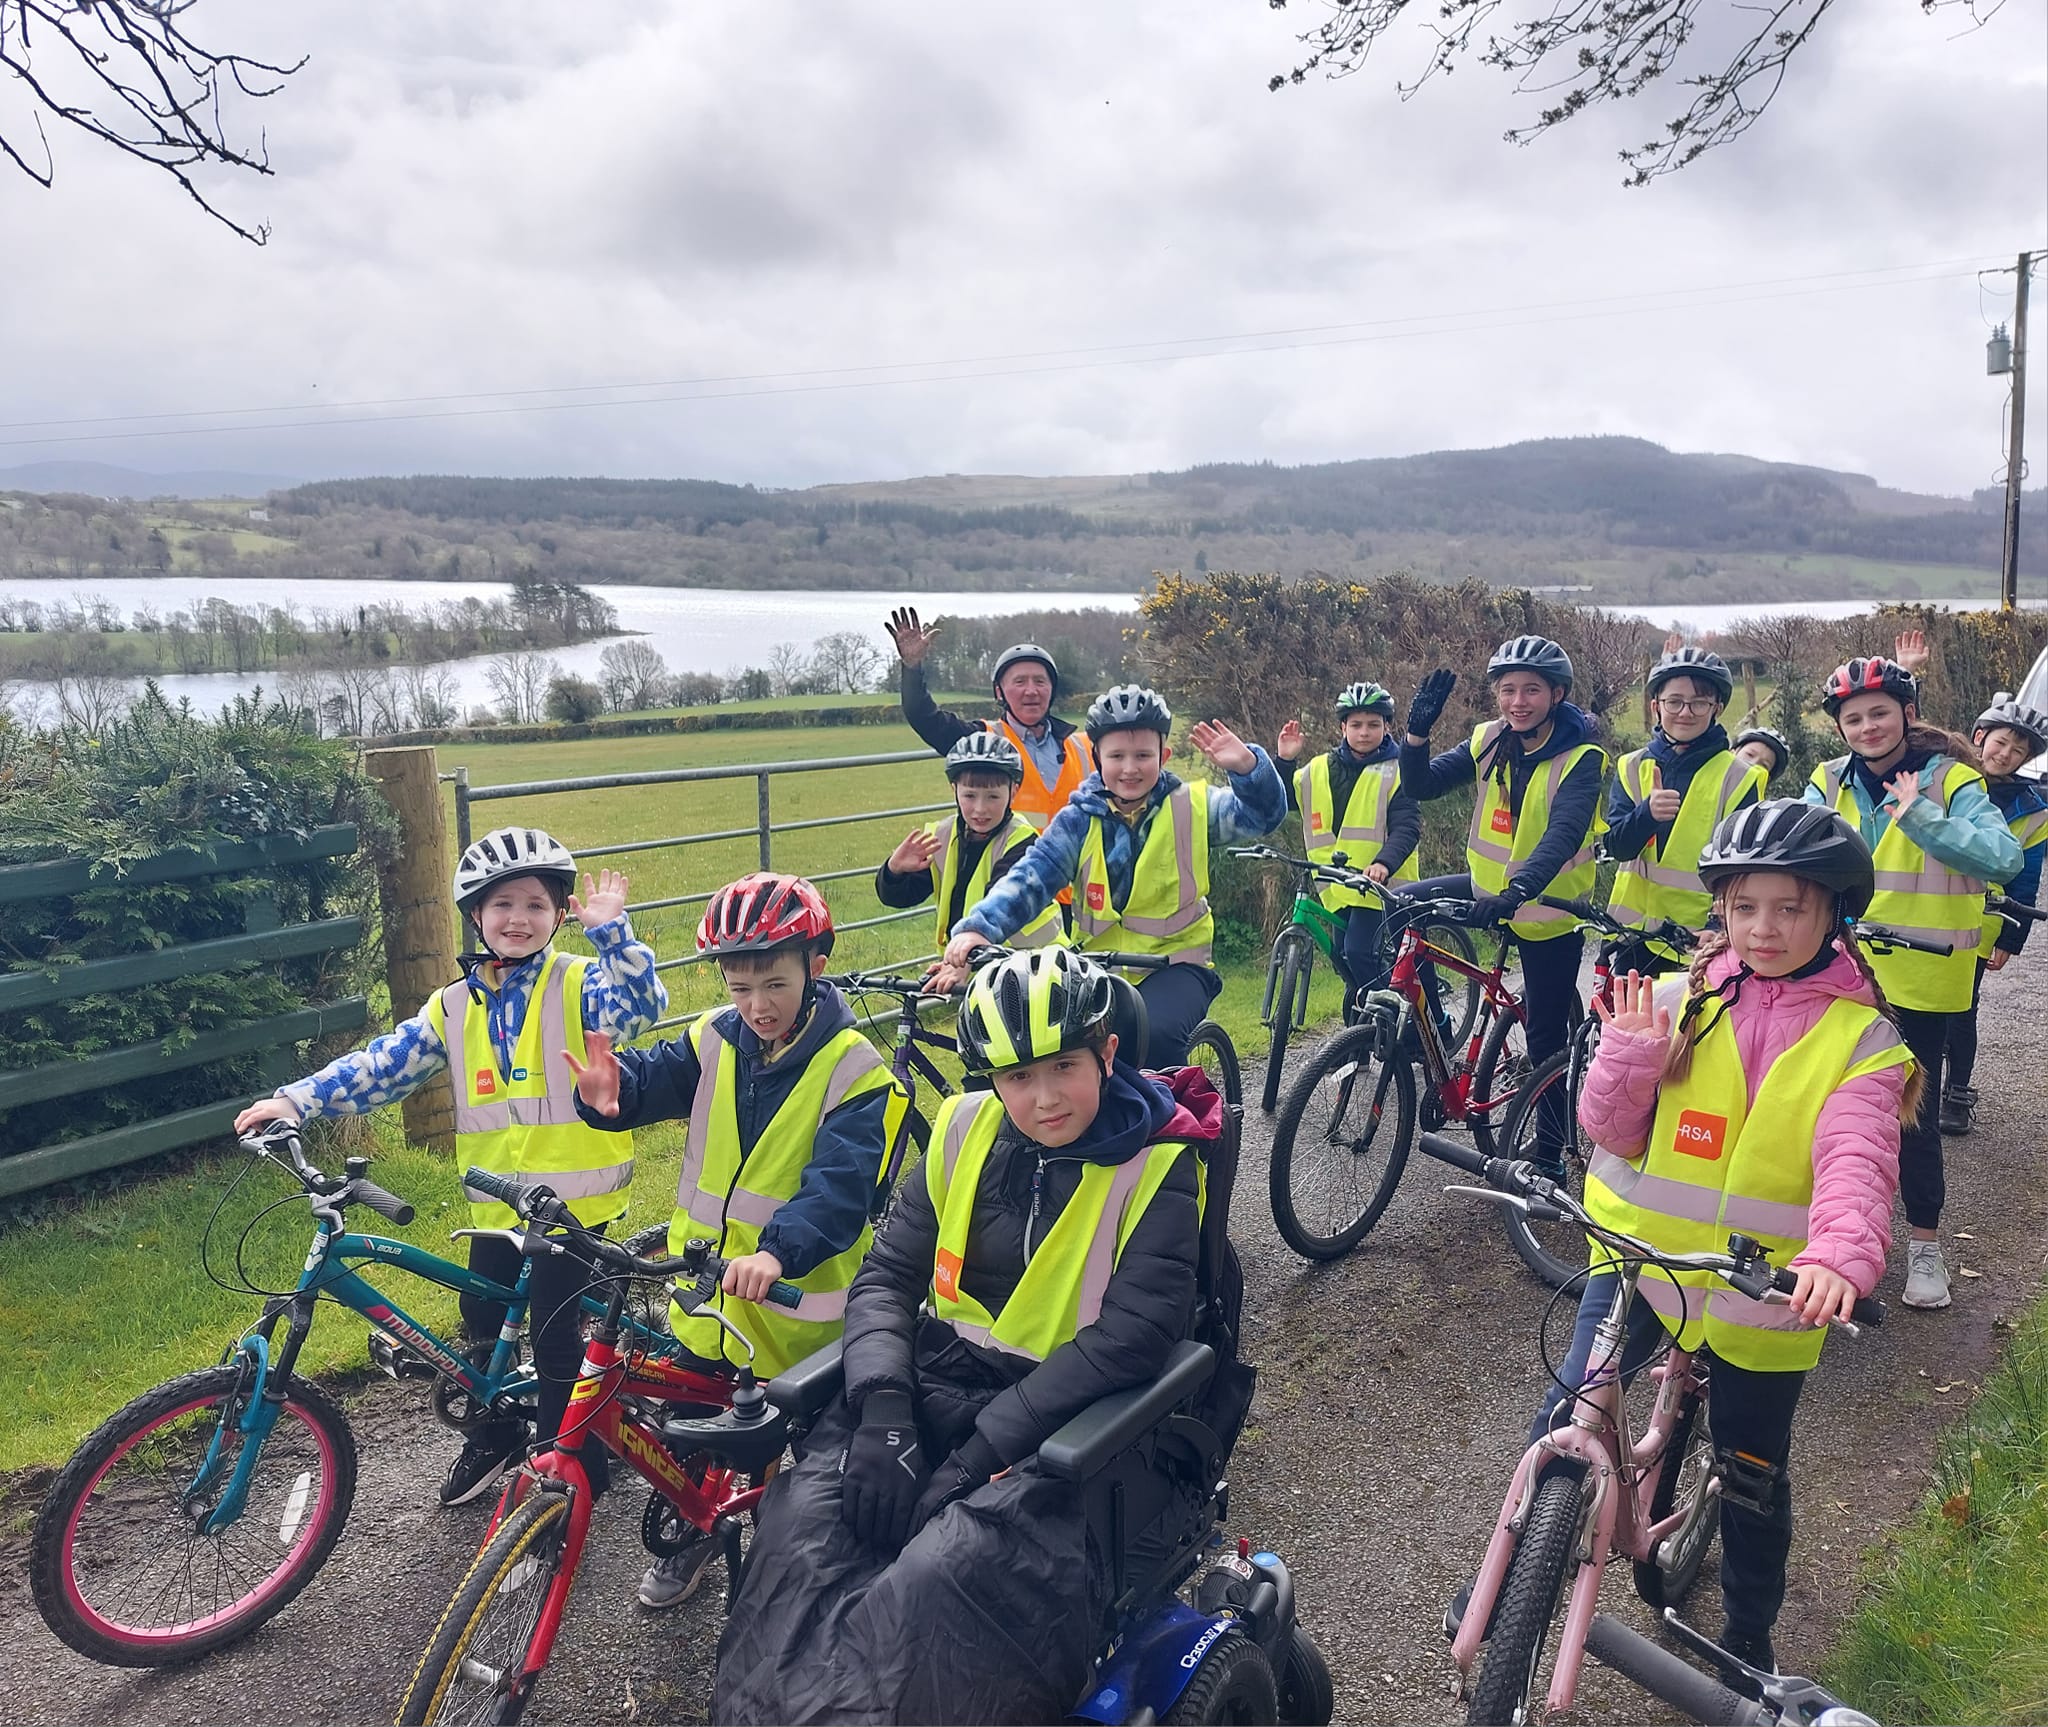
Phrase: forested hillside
[{"left": 2, "top": 437, "right": 2038, "bottom": 604}]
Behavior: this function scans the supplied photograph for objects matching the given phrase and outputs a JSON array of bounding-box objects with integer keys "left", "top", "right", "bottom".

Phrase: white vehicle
[{"left": 2010, "top": 644, "right": 2048, "bottom": 779}]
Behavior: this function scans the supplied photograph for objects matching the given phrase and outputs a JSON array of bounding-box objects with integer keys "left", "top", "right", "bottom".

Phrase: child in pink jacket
[{"left": 1531, "top": 801, "right": 1915, "bottom": 1677}]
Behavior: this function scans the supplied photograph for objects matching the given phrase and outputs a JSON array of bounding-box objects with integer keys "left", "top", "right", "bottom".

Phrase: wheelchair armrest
[
  {"left": 765, "top": 1338, "right": 846, "bottom": 1421},
  {"left": 1037, "top": 1340, "right": 1215, "bottom": 1481}
]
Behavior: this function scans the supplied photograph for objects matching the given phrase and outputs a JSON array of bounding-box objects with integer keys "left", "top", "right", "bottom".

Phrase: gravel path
[{"left": 4, "top": 954, "right": 2044, "bottom": 1726}]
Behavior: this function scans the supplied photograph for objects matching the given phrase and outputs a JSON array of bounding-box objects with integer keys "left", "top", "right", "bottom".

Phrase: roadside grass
[{"left": 1825, "top": 1291, "right": 2048, "bottom": 1727}]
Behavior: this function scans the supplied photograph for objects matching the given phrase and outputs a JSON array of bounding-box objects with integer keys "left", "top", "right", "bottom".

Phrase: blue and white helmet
[{"left": 453, "top": 826, "right": 577, "bottom": 913}]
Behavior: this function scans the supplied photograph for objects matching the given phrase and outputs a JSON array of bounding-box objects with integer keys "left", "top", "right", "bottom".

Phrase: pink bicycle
[{"left": 1439, "top": 1148, "right": 1883, "bottom": 1727}]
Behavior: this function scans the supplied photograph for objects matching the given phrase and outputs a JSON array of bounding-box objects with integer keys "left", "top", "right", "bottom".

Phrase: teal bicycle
[
  {"left": 29, "top": 1123, "right": 674, "bottom": 1669},
  {"left": 1236, "top": 844, "right": 1481, "bottom": 1114}
]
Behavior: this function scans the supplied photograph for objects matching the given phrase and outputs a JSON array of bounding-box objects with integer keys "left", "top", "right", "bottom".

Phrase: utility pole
[{"left": 2000, "top": 251, "right": 2033, "bottom": 612}]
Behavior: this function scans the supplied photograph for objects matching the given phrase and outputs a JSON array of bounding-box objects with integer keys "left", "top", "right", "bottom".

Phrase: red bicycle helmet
[
  {"left": 1821, "top": 657, "right": 1918, "bottom": 717},
  {"left": 696, "top": 872, "right": 835, "bottom": 958}
]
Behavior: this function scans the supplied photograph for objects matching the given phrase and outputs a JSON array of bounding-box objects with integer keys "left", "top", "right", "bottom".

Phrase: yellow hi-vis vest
[
  {"left": 1584, "top": 989, "right": 1911, "bottom": 1371},
  {"left": 667, "top": 1015, "right": 906, "bottom": 1379},
  {"left": 929, "top": 812, "right": 1062, "bottom": 953},
  {"left": 1981, "top": 794, "right": 2048, "bottom": 952},
  {"left": 924, "top": 1092, "right": 1193, "bottom": 1362},
  {"left": 1607, "top": 748, "right": 1766, "bottom": 962},
  {"left": 1296, "top": 752, "right": 1420, "bottom": 911},
  {"left": 1813, "top": 756, "right": 1988, "bottom": 1012},
  {"left": 1463, "top": 722, "right": 1607, "bottom": 942},
  {"left": 431, "top": 953, "right": 634, "bottom": 1231},
  {"left": 1074, "top": 781, "right": 1215, "bottom": 965}
]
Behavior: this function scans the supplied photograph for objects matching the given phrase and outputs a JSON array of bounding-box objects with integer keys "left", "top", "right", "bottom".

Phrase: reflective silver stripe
[
  {"left": 1850, "top": 1017, "right": 1907, "bottom": 1068},
  {"left": 676, "top": 1022, "right": 727, "bottom": 1209},
  {"left": 454, "top": 1098, "right": 513, "bottom": 1133},
  {"left": 441, "top": 980, "right": 507, "bottom": 1133},
  {"left": 705, "top": 1185, "right": 780, "bottom": 1228},
  {"left": 1115, "top": 789, "right": 1204, "bottom": 939},
  {"left": 1635, "top": 1276, "right": 1697, "bottom": 1327},
  {"left": 789, "top": 1286, "right": 848, "bottom": 1323},
  {"left": 1587, "top": 1149, "right": 1724, "bottom": 1226},
  {"left": 1072, "top": 1154, "right": 1154, "bottom": 1333},
  {"left": 821, "top": 1036, "right": 887, "bottom": 1118},
  {"left": 1719, "top": 1193, "right": 1811, "bottom": 1238},
  {"left": 1822, "top": 760, "right": 1846, "bottom": 805},
  {"left": 937, "top": 1096, "right": 985, "bottom": 1196},
  {"left": 1706, "top": 1288, "right": 1814, "bottom": 1334},
  {"left": 949, "top": 1319, "right": 1041, "bottom": 1362},
  {"left": 1012, "top": 918, "right": 1061, "bottom": 949},
  {"left": 1335, "top": 762, "right": 1392, "bottom": 847},
  {"left": 1872, "top": 865, "right": 1981, "bottom": 895}
]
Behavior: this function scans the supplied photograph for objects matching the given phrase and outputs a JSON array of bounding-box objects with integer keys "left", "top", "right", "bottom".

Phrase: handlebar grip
[
  {"left": 462, "top": 1166, "right": 531, "bottom": 1210},
  {"left": 1535, "top": 895, "right": 1598, "bottom": 922},
  {"left": 1767, "top": 1264, "right": 1885, "bottom": 1328},
  {"left": 350, "top": 1180, "right": 416, "bottom": 1227},
  {"left": 764, "top": 1279, "right": 804, "bottom": 1311}
]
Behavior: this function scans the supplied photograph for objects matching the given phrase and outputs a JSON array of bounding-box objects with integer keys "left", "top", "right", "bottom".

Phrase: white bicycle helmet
[{"left": 453, "top": 827, "right": 578, "bottom": 914}]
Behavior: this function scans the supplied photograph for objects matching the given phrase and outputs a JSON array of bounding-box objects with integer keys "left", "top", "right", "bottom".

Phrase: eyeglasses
[{"left": 1656, "top": 696, "right": 1718, "bottom": 714}]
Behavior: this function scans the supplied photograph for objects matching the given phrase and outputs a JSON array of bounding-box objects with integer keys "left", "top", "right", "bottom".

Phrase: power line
[{"left": 0, "top": 254, "right": 2026, "bottom": 453}]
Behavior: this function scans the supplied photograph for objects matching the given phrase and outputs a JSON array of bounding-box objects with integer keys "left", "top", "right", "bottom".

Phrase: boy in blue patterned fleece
[{"left": 236, "top": 825, "right": 665, "bottom": 1508}]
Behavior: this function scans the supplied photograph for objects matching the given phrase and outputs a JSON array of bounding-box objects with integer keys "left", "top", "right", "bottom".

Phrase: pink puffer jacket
[{"left": 1578, "top": 944, "right": 1906, "bottom": 1296}]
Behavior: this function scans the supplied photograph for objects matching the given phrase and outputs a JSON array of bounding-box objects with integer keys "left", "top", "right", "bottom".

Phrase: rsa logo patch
[
  {"left": 1308, "top": 810, "right": 1326, "bottom": 835},
  {"left": 934, "top": 1248, "right": 964, "bottom": 1303},
  {"left": 474, "top": 1068, "right": 497, "bottom": 1096},
  {"left": 1673, "top": 1109, "right": 1727, "bottom": 1160},
  {"left": 1491, "top": 805, "right": 1514, "bottom": 835},
  {"left": 1086, "top": 882, "right": 1106, "bottom": 912}
]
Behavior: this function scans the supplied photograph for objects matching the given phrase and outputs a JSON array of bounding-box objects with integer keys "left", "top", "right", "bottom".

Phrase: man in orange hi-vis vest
[{"left": 887, "top": 605, "right": 1096, "bottom": 827}]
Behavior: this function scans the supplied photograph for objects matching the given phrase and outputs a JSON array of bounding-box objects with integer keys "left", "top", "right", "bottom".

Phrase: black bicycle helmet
[
  {"left": 1647, "top": 647, "right": 1733, "bottom": 705},
  {"left": 1086, "top": 683, "right": 1174, "bottom": 744},
  {"left": 944, "top": 730, "right": 1026, "bottom": 784},
  {"left": 991, "top": 643, "right": 1060, "bottom": 699},
  {"left": 1973, "top": 699, "right": 2048, "bottom": 755},
  {"left": 956, "top": 947, "right": 1116, "bottom": 1075},
  {"left": 1732, "top": 725, "right": 1792, "bottom": 775},
  {"left": 1696, "top": 800, "right": 1874, "bottom": 918},
  {"left": 452, "top": 827, "right": 578, "bottom": 915},
  {"left": 1821, "top": 657, "right": 1918, "bottom": 718},
  {"left": 1335, "top": 680, "right": 1397, "bottom": 720},
  {"left": 1486, "top": 635, "right": 1573, "bottom": 693}
]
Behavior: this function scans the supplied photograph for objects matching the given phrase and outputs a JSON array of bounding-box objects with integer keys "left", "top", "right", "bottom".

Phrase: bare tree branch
[
  {"left": 1268, "top": 0, "right": 2002, "bottom": 185},
  {"left": 1, "top": 0, "right": 306, "bottom": 242}
]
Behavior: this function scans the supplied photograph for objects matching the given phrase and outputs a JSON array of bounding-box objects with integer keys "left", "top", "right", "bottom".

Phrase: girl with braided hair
[{"left": 1529, "top": 801, "right": 1916, "bottom": 1678}]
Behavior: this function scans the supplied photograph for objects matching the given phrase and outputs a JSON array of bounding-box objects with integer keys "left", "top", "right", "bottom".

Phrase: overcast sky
[{"left": 2, "top": 1, "right": 2043, "bottom": 496}]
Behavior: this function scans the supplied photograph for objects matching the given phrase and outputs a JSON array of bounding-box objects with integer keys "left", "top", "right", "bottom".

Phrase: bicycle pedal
[{"left": 367, "top": 1329, "right": 434, "bottom": 1380}]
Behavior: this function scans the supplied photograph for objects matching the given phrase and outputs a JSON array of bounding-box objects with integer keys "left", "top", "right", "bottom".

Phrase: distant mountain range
[
  {"left": 2, "top": 438, "right": 2038, "bottom": 605},
  {"left": 0, "top": 461, "right": 301, "bottom": 500}
]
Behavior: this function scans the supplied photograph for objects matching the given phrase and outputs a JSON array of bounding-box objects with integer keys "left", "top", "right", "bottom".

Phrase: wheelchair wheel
[
  {"left": 1165, "top": 1628, "right": 1278, "bottom": 1724},
  {"left": 1277, "top": 1627, "right": 1334, "bottom": 1725},
  {"left": 1183, "top": 1021, "right": 1243, "bottom": 1161}
]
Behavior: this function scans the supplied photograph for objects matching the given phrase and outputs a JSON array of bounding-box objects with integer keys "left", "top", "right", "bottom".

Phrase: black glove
[
  {"left": 1406, "top": 669, "right": 1457, "bottom": 738},
  {"left": 1469, "top": 891, "right": 1524, "bottom": 929},
  {"left": 840, "top": 1391, "right": 928, "bottom": 1551},
  {"left": 909, "top": 1432, "right": 1002, "bottom": 1536}
]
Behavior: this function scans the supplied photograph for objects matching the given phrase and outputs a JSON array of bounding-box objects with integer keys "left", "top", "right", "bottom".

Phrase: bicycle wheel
[
  {"left": 1466, "top": 1467, "right": 1587, "bottom": 1727},
  {"left": 1183, "top": 1020, "right": 1243, "bottom": 1163},
  {"left": 1633, "top": 1383, "right": 1715, "bottom": 1610},
  {"left": 30, "top": 1362, "right": 357, "bottom": 1666},
  {"left": 1260, "top": 931, "right": 1314, "bottom": 1115},
  {"left": 1493, "top": 1047, "right": 1599, "bottom": 1289},
  {"left": 1269, "top": 1019, "right": 1415, "bottom": 1260},
  {"left": 1409, "top": 918, "right": 1482, "bottom": 1051},
  {"left": 398, "top": 1489, "right": 574, "bottom": 1726},
  {"left": 1468, "top": 1000, "right": 1532, "bottom": 1161}
]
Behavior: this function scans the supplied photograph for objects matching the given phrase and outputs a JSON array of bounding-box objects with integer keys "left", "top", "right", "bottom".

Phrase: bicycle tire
[
  {"left": 31, "top": 1362, "right": 357, "bottom": 1667},
  {"left": 1633, "top": 1384, "right": 1716, "bottom": 1610},
  {"left": 1261, "top": 933, "right": 1314, "bottom": 1114},
  {"left": 1410, "top": 918, "right": 1482, "bottom": 1052},
  {"left": 1269, "top": 1019, "right": 1415, "bottom": 1260},
  {"left": 1467, "top": 1467, "right": 1587, "bottom": 1726},
  {"left": 1493, "top": 1047, "right": 1597, "bottom": 1289},
  {"left": 398, "top": 1489, "right": 574, "bottom": 1727},
  {"left": 1469, "top": 998, "right": 1532, "bottom": 1161},
  {"left": 1184, "top": 1020, "right": 1243, "bottom": 1163}
]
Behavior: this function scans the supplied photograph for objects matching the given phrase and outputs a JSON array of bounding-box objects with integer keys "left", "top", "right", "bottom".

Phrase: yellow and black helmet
[{"left": 956, "top": 947, "right": 1116, "bottom": 1076}]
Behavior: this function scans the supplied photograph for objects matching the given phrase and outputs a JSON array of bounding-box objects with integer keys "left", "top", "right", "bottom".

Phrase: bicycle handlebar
[
  {"left": 1532, "top": 895, "right": 1697, "bottom": 954},
  {"left": 1988, "top": 893, "right": 2047, "bottom": 925},
  {"left": 459, "top": 1167, "right": 804, "bottom": 1310},
  {"left": 1850, "top": 922, "right": 1955, "bottom": 957},
  {"left": 349, "top": 1180, "right": 416, "bottom": 1227},
  {"left": 238, "top": 1124, "right": 416, "bottom": 1226},
  {"left": 1473, "top": 1157, "right": 1884, "bottom": 1331}
]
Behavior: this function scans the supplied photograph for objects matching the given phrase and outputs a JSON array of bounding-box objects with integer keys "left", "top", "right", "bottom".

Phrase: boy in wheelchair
[{"left": 712, "top": 946, "right": 1232, "bottom": 1725}]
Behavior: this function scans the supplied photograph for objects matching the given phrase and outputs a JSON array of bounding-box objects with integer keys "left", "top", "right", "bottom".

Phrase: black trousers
[
  {"left": 460, "top": 1226, "right": 604, "bottom": 1448},
  {"left": 1531, "top": 1276, "right": 1805, "bottom": 1642},
  {"left": 1135, "top": 962, "right": 1223, "bottom": 1069},
  {"left": 1890, "top": 1006, "right": 1949, "bottom": 1229},
  {"left": 1333, "top": 904, "right": 1392, "bottom": 1003},
  {"left": 1942, "top": 959, "right": 1989, "bottom": 1092}
]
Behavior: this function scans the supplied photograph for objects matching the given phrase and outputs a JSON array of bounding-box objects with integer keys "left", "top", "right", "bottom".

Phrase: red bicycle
[
  {"left": 398, "top": 1171, "right": 800, "bottom": 1727},
  {"left": 1254, "top": 849, "right": 1549, "bottom": 1261}
]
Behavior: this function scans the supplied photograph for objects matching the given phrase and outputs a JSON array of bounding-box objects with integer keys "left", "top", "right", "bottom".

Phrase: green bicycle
[{"left": 1237, "top": 845, "right": 1480, "bottom": 1114}]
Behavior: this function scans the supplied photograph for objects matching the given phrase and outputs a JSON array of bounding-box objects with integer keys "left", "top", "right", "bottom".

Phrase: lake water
[{"left": 0, "top": 575, "right": 2009, "bottom": 720}]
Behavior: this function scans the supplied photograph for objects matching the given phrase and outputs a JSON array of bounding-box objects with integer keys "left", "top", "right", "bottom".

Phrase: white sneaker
[
  {"left": 638, "top": 1531, "right": 720, "bottom": 1610},
  {"left": 1901, "top": 1239, "right": 1952, "bottom": 1310}
]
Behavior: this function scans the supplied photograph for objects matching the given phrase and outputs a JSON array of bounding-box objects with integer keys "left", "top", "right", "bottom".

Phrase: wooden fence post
[{"left": 364, "top": 747, "right": 457, "bottom": 1153}]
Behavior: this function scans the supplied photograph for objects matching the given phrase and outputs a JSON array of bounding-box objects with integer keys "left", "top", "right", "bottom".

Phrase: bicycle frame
[
  {"left": 1384, "top": 921, "right": 1519, "bottom": 1116},
  {"left": 1452, "top": 1259, "right": 1706, "bottom": 1715},
  {"left": 1260, "top": 881, "right": 1343, "bottom": 1031}
]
